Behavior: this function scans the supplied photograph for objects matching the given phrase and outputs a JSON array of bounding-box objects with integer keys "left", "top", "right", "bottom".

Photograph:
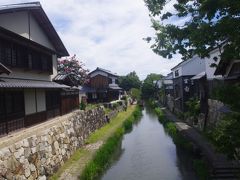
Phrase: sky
[{"left": 0, "top": 0, "right": 182, "bottom": 80}]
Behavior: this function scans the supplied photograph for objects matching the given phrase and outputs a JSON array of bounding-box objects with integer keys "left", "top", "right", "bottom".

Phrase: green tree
[
  {"left": 144, "top": 0, "right": 240, "bottom": 63},
  {"left": 119, "top": 71, "right": 142, "bottom": 91},
  {"left": 130, "top": 88, "right": 141, "bottom": 101},
  {"left": 141, "top": 73, "right": 163, "bottom": 99}
]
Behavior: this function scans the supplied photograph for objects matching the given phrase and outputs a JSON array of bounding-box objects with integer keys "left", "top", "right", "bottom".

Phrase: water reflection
[{"left": 101, "top": 107, "right": 197, "bottom": 180}]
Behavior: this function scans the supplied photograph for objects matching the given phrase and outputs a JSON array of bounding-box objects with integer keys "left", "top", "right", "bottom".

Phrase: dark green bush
[
  {"left": 210, "top": 112, "right": 240, "bottom": 159},
  {"left": 154, "top": 107, "right": 166, "bottom": 123},
  {"left": 80, "top": 101, "right": 86, "bottom": 110}
]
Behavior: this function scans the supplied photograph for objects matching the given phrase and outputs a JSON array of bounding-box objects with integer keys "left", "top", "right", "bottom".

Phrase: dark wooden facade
[
  {"left": 60, "top": 94, "right": 79, "bottom": 115},
  {"left": 0, "top": 89, "right": 62, "bottom": 136},
  {"left": 90, "top": 74, "right": 109, "bottom": 89},
  {"left": 173, "top": 75, "right": 195, "bottom": 112}
]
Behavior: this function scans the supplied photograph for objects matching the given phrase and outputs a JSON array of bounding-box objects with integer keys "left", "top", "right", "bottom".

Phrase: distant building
[
  {"left": 85, "top": 67, "right": 122, "bottom": 103},
  {"left": 163, "top": 72, "right": 174, "bottom": 97},
  {"left": 0, "top": 2, "right": 78, "bottom": 135}
]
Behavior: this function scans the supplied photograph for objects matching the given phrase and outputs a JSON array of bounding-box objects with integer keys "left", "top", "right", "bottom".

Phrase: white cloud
[{"left": 1, "top": 0, "right": 182, "bottom": 79}]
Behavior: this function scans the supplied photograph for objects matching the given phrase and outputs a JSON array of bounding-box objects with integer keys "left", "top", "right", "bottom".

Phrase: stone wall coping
[{"left": 0, "top": 109, "right": 84, "bottom": 149}]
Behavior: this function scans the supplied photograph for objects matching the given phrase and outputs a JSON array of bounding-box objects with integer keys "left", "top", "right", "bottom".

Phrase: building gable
[{"left": 0, "top": 2, "right": 68, "bottom": 56}]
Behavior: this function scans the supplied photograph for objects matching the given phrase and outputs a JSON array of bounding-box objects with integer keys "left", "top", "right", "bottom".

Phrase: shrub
[
  {"left": 80, "top": 101, "right": 86, "bottom": 110},
  {"left": 185, "top": 98, "right": 200, "bottom": 121},
  {"left": 165, "top": 122, "right": 177, "bottom": 139},
  {"left": 154, "top": 107, "right": 165, "bottom": 123},
  {"left": 210, "top": 112, "right": 240, "bottom": 160}
]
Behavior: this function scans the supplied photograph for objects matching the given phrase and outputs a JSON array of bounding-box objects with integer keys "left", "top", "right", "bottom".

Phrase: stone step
[
  {"left": 211, "top": 174, "right": 239, "bottom": 180},
  {"left": 213, "top": 168, "right": 240, "bottom": 174}
]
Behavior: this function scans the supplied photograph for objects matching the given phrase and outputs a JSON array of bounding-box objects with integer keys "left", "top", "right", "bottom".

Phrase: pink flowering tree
[{"left": 57, "top": 55, "right": 89, "bottom": 85}]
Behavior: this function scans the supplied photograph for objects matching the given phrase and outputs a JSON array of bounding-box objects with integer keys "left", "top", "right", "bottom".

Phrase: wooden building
[
  {"left": 0, "top": 2, "right": 77, "bottom": 135},
  {"left": 86, "top": 67, "right": 122, "bottom": 103}
]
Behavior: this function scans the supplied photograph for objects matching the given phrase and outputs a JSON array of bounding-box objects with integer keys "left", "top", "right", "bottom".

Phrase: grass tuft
[{"left": 80, "top": 106, "right": 142, "bottom": 180}]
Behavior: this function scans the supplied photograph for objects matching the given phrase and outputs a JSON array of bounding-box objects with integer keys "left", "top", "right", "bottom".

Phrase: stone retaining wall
[
  {"left": 0, "top": 107, "right": 110, "bottom": 180},
  {"left": 206, "top": 99, "right": 225, "bottom": 129}
]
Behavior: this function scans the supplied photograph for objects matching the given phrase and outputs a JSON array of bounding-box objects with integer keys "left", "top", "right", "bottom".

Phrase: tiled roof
[
  {"left": 0, "top": 63, "right": 11, "bottom": 75},
  {"left": 191, "top": 71, "right": 206, "bottom": 80},
  {"left": 0, "top": 2, "right": 69, "bottom": 56},
  {"left": 89, "top": 67, "right": 118, "bottom": 77},
  {"left": 79, "top": 86, "right": 96, "bottom": 93},
  {"left": 53, "top": 74, "right": 68, "bottom": 81},
  {"left": 0, "top": 78, "right": 70, "bottom": 89},
  {"left": 109, "top": 84, "right": 122, "bottom": 90}
]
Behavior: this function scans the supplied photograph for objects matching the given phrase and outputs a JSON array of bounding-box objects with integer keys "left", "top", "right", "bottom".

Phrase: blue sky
[{"left": 1, "top": 0, "right": 181, "bottom": 80}]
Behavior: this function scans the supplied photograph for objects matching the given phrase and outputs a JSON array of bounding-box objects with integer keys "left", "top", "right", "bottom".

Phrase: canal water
[{"left": 101, "top": 107, "right": 197, "bottom": 180}]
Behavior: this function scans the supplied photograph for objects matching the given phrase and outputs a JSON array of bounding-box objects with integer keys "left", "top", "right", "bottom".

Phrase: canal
[{"left": 101, "top": 107, "right": 197, "bottom": 180}]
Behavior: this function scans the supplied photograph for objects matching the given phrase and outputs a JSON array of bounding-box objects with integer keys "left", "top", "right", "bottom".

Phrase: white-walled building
[
  {"left": 0, "top": 2, "right": 73, "bottom": 135},
  {"left": 170, "top": 49, "right": 223, "bottom": 112}
]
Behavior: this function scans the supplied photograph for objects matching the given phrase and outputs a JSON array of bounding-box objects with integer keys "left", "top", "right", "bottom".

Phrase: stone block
[
  {"left": 24, "top": 148, "right": 32, "bottom": 158},
  {"left": 22, "top": 139, "right": 29, "bottom": 148},
  {"left": 38, "top": 175, "right": 47, "bottom": 180},
  {"left": 14, "top": 147, "right": 24, "bottom": 160}
]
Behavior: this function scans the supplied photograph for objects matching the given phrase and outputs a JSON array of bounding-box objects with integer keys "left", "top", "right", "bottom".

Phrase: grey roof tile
[{"left": 0, "top": 78, "right": 70, "bottom": 89}]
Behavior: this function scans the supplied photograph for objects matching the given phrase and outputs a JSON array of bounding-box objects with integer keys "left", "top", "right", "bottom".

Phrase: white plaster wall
[
  {"left": 204, "top": 49, "right": 222, "bottom": 79},
  {"left": 36, "top": 89, "right": 46, "bottom": 112},
  {"left": 79, "top": 93, "right": 87, "bottom": 103},
  {"left": 0, "top": 11, "right": 54, "bottom": 50},
  {"left": 50, "top": 54, "right": 58, "bottom": 80},
  {"left": 0, "top": 11, "right": 29, "bottom": 39},
  {"left": 24, "top": 89, "right": 37, "bottom": 115},
  {"left": 109, "top": 76, "right": 117, "bottom": 84},
  {"left": 172, "top": 67, "right": 182, "bottom": 78},
  {"left": 29, "top": 13, "right": 55, "bottom": 50},
  {"left": 182, "top": 56, "right": 205, "bottom": 76}
]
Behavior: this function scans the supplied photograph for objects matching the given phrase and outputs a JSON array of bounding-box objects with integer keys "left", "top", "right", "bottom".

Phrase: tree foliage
[
  {"left": 141, "top": 73, "right": 163, "bottom": 99},
  {"left": 209, "top": 83, "right": 240, "bottom": 160},
  {"left": 57, "top": 55, "right": 89, "bottom": 85},
  {"left": 213, "top": 83, "right": 240, "bottom": 112},
  {"left": 119, "top": 71, "right": 142, "bottom": 91},
  {"left": 144, "top": 0, "right": 240, "bottom": 62},
  {"left": 130, "top": 88, "right": 141, "bottom": 101},
  {"left": 211, "top": 112, "right": 240, "bottom": 160}
]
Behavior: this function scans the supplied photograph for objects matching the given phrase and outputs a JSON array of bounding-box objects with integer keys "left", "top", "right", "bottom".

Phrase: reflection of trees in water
[
  {"left": 176, "top": 146, "right": 198, "bottom": 180},
  {"left": 144, "top": 106, "right": 158, "bottom": 119}
]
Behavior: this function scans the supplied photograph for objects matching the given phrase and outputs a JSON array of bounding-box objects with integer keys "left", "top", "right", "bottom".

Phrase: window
[
  {"left": 108, "top": 78, "right": 112, "bottom": 84},
  {"left": 12, "top": 46, "right": 17, "bottom": 67},
  {"left": 92, "top": 93, "right": 97, "bottom": 99},
  {"left": 175, "top": 70, "right": 179, "bottom": 77},
  {"left": 41, "top": 55, "right": 48, "bottom": 71},
  {"left": 31, "top": 50, "right": 41, "bottom": 70},
  {"left": 0, "top": 40, "right": 12, "bottom": 66},
  {"left": 0, "top": 37, "right": 53, "bottom": 73}
]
